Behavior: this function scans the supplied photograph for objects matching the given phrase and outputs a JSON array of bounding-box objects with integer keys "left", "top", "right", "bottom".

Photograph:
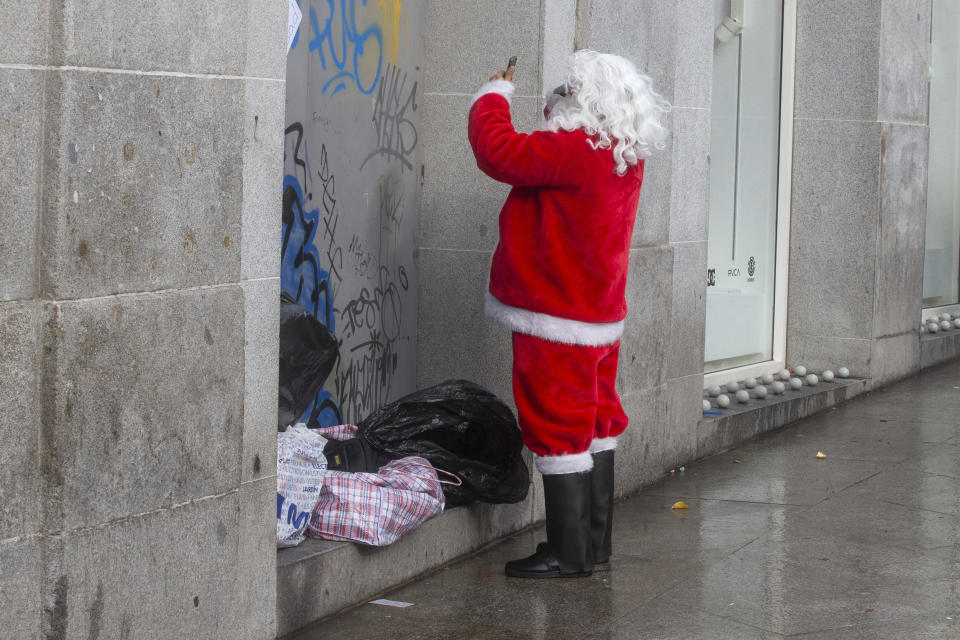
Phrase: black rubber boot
[
  {"left": 505, "top": 471, "right": 593, "bottom": 578},
  {"left": 590, "top": 449, "right": 615, "bottom": 570}
]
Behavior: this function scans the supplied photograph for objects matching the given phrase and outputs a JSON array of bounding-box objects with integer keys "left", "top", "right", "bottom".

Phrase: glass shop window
[
  {"left": 704, "top": 0, "right": 796, "bottom": 377},
  {"left": 923, "top": 0, "right": 960, "bottom": 313}
]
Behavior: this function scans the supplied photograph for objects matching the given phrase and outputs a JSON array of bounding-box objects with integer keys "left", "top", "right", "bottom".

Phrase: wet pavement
[{"left": 290, "top": 360, "right": 960, "bottom": 639}]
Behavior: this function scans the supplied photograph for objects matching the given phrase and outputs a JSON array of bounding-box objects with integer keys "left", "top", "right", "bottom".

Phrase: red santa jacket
[{"left": 468, "top": 80, "right": 644, "bottom": 346}]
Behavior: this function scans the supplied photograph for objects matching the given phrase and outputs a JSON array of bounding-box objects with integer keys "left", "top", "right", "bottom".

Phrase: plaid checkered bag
[
  {"left": 317, "top": 423, "right": 359, "bottom": 440},
  {"left": 307, "top": 425, "right": 461, "bottom": 546}
]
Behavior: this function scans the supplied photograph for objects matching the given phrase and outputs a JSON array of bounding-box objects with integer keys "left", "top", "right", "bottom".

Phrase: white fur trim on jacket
[
  {"left": 588, "top": 437, "right": 618, "bottom": 453},
  {"left": 471, "top": 79, "right": 515, "bottom": 107},
  {"left": 486, "top": 292, "right": 624, "bottom": 347},
  {"left": 536, "top": 451, "right": 594, "bottom": 475}
]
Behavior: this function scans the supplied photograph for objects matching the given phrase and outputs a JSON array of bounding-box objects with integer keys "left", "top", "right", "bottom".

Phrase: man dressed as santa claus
[{"left": 468, "top": 50, "right": 670, "bottom": 578}]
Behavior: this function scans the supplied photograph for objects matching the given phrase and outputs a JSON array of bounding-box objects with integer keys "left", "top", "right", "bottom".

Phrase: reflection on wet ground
[{"left": 293, "top": 360, "right": 960, "bottom": 639}]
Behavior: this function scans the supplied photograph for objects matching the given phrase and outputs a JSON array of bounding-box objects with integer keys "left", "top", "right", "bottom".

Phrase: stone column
[
  {"left": 419, "top": 0, "right": 545, "bottom": 402},
  {"left": 787, "top": 0, "right": 930, "bottom": 386},
  {"left": 0, "top": 2, "right": 287, "bottom": 638},
  {"left": 0, "top": 5, "right": 47, "bottom": 638},
  {"left": 418, "top": 0, "right": 550, "bottom": 534},
  {"left": 574, "top": 0, "right": 714, "bottom": 490}
]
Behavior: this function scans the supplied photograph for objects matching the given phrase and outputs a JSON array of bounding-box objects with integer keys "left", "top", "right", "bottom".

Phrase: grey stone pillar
[
  {"left": 0, "top": 2, "right": 286, "bottom": 638},
  {"left": 418, "top": 0, "right": 551, "bottom": 529},
  {"left": 0, "top": 6, "right": 46, "bottom": 637},
  {"left": 575, "top": 0, "right": 713, "bottom": 490},
  {"left": 787, "top": 0, "right": 930, "bottom": 386},
  {"left": 419, "top": 0, "right": 546, "bottom": 403}
]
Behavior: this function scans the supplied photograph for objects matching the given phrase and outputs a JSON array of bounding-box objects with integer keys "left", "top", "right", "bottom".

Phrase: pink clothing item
[
  {"left": 307, "top": 424, "right": 457, "bottom": 547},
  {"left": 307, "top": 457, "right": 446, "bottom": 547}
]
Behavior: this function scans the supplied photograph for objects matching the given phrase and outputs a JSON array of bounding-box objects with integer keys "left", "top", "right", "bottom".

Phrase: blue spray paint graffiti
[
  {"left": 282, "top": 123, "right": 344, "bottom": 427},
  {"left": 306, "top": 0, "right": 383, "bottom": 96},
  {"left": 282, "top": 124, "right": 333, "bottom": 327},
  {"left": 281, "top": 176, "right": 329, "bottom": 322},
  {"left": 309, "top": 0, "right": 384, "bottom": 96}
]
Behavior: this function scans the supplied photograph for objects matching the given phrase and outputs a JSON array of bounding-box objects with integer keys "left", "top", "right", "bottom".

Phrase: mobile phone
[{"left": 507, "top": 56, "right": 517, "bottom": 71}]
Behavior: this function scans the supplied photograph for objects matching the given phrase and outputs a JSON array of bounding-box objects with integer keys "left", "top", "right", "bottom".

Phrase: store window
[
  {"left": 923, "top": 0, "right": 960, "bottom": 312},
  {"left": 704, "top": 0, "right": 796, "bottom": 378}
]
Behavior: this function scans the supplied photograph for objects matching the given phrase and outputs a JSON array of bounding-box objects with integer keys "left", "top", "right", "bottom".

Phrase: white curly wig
[{"left": 544, "top": 50, "right": 671, "bottom": 175}]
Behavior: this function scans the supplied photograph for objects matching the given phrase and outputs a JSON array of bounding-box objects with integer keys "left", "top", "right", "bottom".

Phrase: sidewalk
[{"left": 290, "top": 360, "right": 960, "bottom": 639}]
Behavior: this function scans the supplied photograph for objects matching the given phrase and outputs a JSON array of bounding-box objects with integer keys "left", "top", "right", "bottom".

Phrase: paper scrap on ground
[
  {"left": 816, "top": 451, "right": 826, "bottom": 459},
  {"left": 370, "top": 599, "right": 414, "bottom": 608},
  {"left": 287, "top": 0, "right": 302, "bottom": 52}
]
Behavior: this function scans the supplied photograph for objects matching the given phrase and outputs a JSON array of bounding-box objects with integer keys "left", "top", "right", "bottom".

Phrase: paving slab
[{"left": 289, "top": 359, "right": 960, "bottom": 639}]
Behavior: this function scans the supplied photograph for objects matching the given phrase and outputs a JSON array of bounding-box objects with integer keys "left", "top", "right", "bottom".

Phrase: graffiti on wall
[
  {"left": 308, "top": 0, "right": 383, "bottom": 96},
  {"left": 281, "top": 123, "right": 334, "bottom": 327},
  {"left": 361, "top": 63, "right": 419, "bottom": 172},
  {"left": 291, "top": 0, "right": 411, "bottom": 97},
  {"left": 283, "top": 0, "right": 420, "bottom": 426},
  {"left": 335, "top": 263, "right": 409, "bottom": 419}
]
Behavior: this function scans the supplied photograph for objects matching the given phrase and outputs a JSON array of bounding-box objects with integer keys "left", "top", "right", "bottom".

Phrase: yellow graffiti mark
[
  {"left": 392, "top": 0, "right": 403, "bottom": 65},
  {"left": 377, "top": 0, "right": 403, "bottom": 65}
]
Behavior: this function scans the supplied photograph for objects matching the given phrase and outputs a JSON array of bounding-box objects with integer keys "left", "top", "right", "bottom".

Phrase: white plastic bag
[{"left": 277, "top": 424, "right": 328, "bottom": 548}]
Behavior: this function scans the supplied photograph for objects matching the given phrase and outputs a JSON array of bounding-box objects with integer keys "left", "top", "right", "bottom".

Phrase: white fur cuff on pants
[
  {"left": 588, "top": 437, "right": 618, "bottom": 453},
  {"left": 535, "top": 451, "right": 594, "bottom": 475},
  {"left": 471, "top": 79, "right": 516, "bottom": 107}
]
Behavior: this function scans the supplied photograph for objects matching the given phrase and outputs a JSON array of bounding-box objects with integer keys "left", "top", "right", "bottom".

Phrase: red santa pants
[{"left": 511, "top": 332, "right": 628, "bottom": 463}]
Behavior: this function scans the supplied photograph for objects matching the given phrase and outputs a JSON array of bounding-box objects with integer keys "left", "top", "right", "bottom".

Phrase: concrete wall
[
  {"left": 0, "top": 2, "right": 287, "bottom": 638},
  {"left": 281, "top": 1, "right": 423, "bottom": 427},
  {"left": 787, "top": 0, "right": 931, "bottom": 387},
  {"left": 417, "top": 0, "right": 714, "bottom": 505},
  {"left": 0, "top": 0, "right": 946, "bottom": 636}
]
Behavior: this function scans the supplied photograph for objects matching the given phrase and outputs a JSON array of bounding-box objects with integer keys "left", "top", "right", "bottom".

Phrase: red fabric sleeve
[{"left": 468, "top": 93, "right": 577, "bottom": 188}]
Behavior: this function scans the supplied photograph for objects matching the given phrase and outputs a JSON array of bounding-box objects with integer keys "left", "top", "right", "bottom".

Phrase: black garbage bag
[
  {"left": 278, "top": 292, "right": 339, "bottom": 431},
  {"left": 357, "top": 380, "right": 529, "bottom": 507}
]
